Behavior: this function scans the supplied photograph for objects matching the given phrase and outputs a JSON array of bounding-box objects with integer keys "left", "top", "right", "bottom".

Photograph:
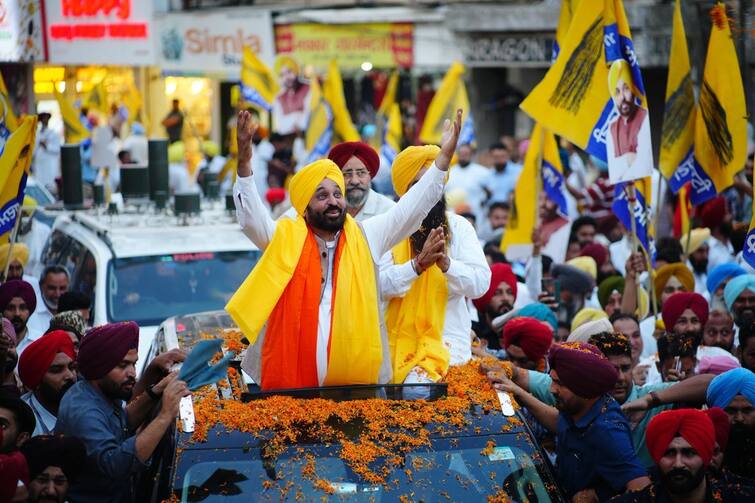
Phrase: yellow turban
[
  {"left": 608, "top": 59, "right": 639, "bottom": 98},
  {"left": 654, "top": 263, "right": 695, "bottom": 302},
  {"left": 0, "top": 243, "right": 30, "bottom": 271},
  {"left": 570, "top": 307, "right": 608, "bottom": 333},
  {"left": 168, "top": 141, "right": 185, "bottom": 163},
  {"left": 392, "top": 145, "right": 441, "bottom": 197},
  {"left": 567, "top": 256, "right": 597, "bottom": 280},
  {"left": 275, "top": 55, "right": 299, "bottom": 76},
  {"left": 202, "top": 141, "right": 220, "bottom": 158},
  {"left": 289, "top": 159, "right": 345, "bottom": 215},
  {"left": 680, "top": 228, "right": 711, "bottom": 255},
  {"left": 22, "top": 195, "right": 37, "bottom": 217}
]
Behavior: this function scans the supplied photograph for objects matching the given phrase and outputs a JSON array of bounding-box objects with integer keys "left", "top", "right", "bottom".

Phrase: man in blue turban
[
  {"left": 723, "top": 275, "right": 755, "bottom": 331},
  {"left": 706, "top": 367, "right": 755, "bottom": 478}
]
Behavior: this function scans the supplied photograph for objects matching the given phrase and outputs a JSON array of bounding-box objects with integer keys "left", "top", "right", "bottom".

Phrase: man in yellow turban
[
  {"left": 654, "top": 262, "right": 695, "bottom": 307},
  {"left": 380, "top": 146, "right": 490, "bottom": 392},
  {"left": 273, "top": 55, "right": 310, "bottom": 135},
  {"left": 228, "top": 109, "right": 464, "bottom": 390},
  {"left": 0, "top": 243, "right": 30, "bottom": 282}
]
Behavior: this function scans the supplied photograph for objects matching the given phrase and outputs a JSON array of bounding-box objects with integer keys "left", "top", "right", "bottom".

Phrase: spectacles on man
[{"left": 342, "top": 169, "right": 370, "bottom": 180}]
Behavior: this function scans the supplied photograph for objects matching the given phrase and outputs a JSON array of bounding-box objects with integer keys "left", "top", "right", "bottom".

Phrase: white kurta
[
  {"left": 234, "top": 164, "right": 447, "bottom": 383},
  {"left": 379, "top": 212, "right": 490, "bottom": 367},
  {"left": 33, "top": 127, "right": 62, "bottom": 193}
]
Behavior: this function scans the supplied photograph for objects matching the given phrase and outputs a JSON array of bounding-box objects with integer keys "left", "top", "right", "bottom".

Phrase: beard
[
  {"left": 44, "top": 296, "right": 59, "bottom": 312},
  {"left": 410, "top": 197, "right": 447, "bottom": 255},
  {"left": 486, "top": 300, "right": 513, "bottom": 320},
  {"left": 735, "top": 307, "right": 755, "bottom": 331},
  {"left": 458, "top": 160, "right": 470, "bottom": 168},
  {"left": 345, "top": 184, "right": 369, "bottom": 208},
  {"left": 720, "top": 221, "right": 733, "bottom": 239},
  {"left": 724, "top": 426, "right": 755, "bottom": 477},
  {"left": 3, "top": 351, "right": 17, "bottom": 374},
  {"left": 661, "top": 465, "right": 706, "bottom": 495},
  {"left": 690, "top": 258, "right": 708, "bottom": 275},
  {"left": 37, "top": 379, "right": 75, "bottom": 406},
  {"left": 306, "top": 204, "right": 347, "bottom": 232},
  {"left": 100, "top": 376, "right": 136, "bottom": 401},
  {"left": 10, "top": 316, "right": 26, "bottom": 335}
]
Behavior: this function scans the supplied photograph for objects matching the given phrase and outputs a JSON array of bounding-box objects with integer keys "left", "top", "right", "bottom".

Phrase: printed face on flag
[{"left": 605, "top": 59, "right": 653, "bottom": 184}]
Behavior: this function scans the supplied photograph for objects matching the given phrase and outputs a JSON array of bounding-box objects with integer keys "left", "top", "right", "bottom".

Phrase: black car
[{"left": 138, "top": 311, "right": 565, "bottom": 502}]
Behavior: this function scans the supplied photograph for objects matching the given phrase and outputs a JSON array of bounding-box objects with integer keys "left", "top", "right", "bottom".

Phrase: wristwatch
[{"left": 146, "top": 384, "right": 162, "bottom": 401}]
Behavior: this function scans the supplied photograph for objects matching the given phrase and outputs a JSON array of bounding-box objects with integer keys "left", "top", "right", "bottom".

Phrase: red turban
[
  {"left": 328, "top": 141, "right": 380, "bottom": 178},
  {"left": 18, "top": 331, "right": 75, "bottom": 391},
  {"left": 265, "top": 188, "right": 286, "bottom": 205},
  {"left": 646, "top": 409, "right": 715, "bottom": 465},
  {"left": 548, "top": 342, "right": 619, "bottom": 398},
  {"left": 699, "top": 196, "right": 727, "bottom": 230},
  {"left": 704, "top": 407, "right": 730, "bottom": 452},
  {"left": 0, "top": 279, "right": 36, "bottom": 314},
  {"left": 78, "top": 322, "right": 139, "bottom": 380},
  {"left": 580, "top": 243, "right": 608, "bottom": 267},
  {"left": 662, "top": 292, "right": 709, "bottom": 330},
  {"left": 474, "top": 263, "right": 517, "bottom": 310},
  {"left": 503, "top": 317, "right": 553, "bottom": 363}
]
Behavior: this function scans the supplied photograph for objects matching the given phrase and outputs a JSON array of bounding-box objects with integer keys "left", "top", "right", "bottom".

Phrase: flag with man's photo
[{"left": 520, "top": 0, "right": 653, "bottom": 185}]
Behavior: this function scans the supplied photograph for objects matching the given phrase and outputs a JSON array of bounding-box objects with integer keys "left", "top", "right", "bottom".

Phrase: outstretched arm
[
  {"left": 363, "top": 109, "right": 463, "bottom": 259},
  {"left": 233, "top": 110, "right": 276, "bottom": 250}
]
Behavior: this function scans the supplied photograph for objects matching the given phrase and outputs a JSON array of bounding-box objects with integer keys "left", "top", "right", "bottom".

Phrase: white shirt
[
  {"left": 379, "top": 213, "right": 490, "bottom": 367},
  {"left": 542, "top": 221, "right": 570, "bottom": 264},
  {"left": 122, "top": 134, "right": 148, "bottom": 164},
  {"left": 446, "top": 162, "right": 490, "bottom": 221},
  {"left": 32, "top": 126, "right": 61, "bottom": 193},
  {"left": 23, "top": 300, "right": 52, "bottom": 354},
  {"left": 707, "top": 237, "right": 734, "bottom": 274},
  {"left": 21, "top": 391, "right": 56, "bottom": 436},
  {"left": 233, "top": 164, "right": 447, "bottom": 383},
  {"left": 283, "top": 188, "right": 395, "bottom": 223}
]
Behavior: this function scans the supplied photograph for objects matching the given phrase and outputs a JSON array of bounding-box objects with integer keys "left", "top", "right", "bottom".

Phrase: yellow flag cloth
[
  {"left": 323, "top": 60, "right": 360, "bottom": 143},
  {"left": 391, "top": 145, "right": 440, "bottom": 197},
  {"left": 691, "top": 2, "right": 747, "bottom": 204},
  {"left": 554, "top": 0, "right": 581, "bottom": 57},
  {"left": 0, "top": 72, "right": 18, "bottom": 133},
  {"left": 241, "top": 46, "right": 279, "bottom": 112},
  {"left": 53, "top": 88, "right": 90, "bottom": 144},
  {"left": 122, "top": 80, "right": 143, "bottom": 126},
  {"left": 85, "top": 81, "right": 108, "bottom": 113},
  {"left": 659, "top": 0, "right": 695, "bottom": 181},
  {"left": 419, "top": 61, "right": 474, "bottom": 146},
  {"left": 0, "top": 116, "right": 37, "bottom": 243},
  {"left": 305, "top": 74, "right": 333, "bottom": 163},
  {"left": 501, "top": 124, "right": 541, "bottom": 254},
  {"left": 225, "top": 160, "right": 382, "bottom": 385},
  {"left": 382, "top": 102, "right": 402, "bottom": 164},
  {"left": 385, "top": 238, "right": 450, "bottom": 383}
]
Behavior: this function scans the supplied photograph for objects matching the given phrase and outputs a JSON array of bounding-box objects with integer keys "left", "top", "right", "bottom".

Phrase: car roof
[{"left": 51, "top": 209, "right": 258, "bottom": 258}]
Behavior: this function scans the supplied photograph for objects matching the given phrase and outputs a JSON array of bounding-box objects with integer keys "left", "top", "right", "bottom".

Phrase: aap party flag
[
  {"left": 305, "top": 74, "right": 333, "bottom": 164},
  {"left": 660, "top": 0, "right": 696, "bottom": 186},
  {"left": 382, "top": 103, "right": 402, "bottom": 165},
  {"left": 419, "top": 61, "right": 475, "bottom": 147},
  {"left": 323, "top": 61, "right": 360, "bottom": 143},
  {"left": 54, "top": 88, "right": 90, "bottom": 144},
  {"left": 683, "top": 3, "right": 747, "bottom": 205},
  {"left": 744, "top": 196, "right": 755, "bottom": 269},
  {"left": 0, "top": 116, "right": 37, "bottom": 243},
  {"left": 553, "top": 0, "right": 581, "bottom": 60},
  {"left": 0, "top": 72, "right": 19, "bottom": 151},
  {"left": 501, "top": 123, "right": 567, "bottom": 260},
  {"left": 612, "top": 176, "right": 654, "bottom": 258},
  {"left": 520, "top": 0, "right": 653, "bottom": 185},
  {"left": 240, "top": 46, "right": 278, "bottom": 112}
]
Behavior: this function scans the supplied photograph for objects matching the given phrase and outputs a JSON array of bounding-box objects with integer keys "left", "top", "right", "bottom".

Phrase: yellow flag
[
  {"left": 501, "top": 123, "right": 540, "bottom": 256},
  {"left": 419, "top": 62, "right": 475, "bottom": 146},
  {"left": 660, "top": 0, "right": 696, "bottom": 184},
  {"left": 84, "top": 81, "right": 108, "bottom": 113},
  {"left": 678, "top": 184, "right": 691, "bottom": 238},
  {"left": 690, "top": 2, "right": 747, "bottom": 205},
  {"left": 122, "top": 80, "right": 142, "bottom": 126},
  {"left": 305, "top": 74, "right": 333, "bottom": 163},
  {"left": 554, "top": 0, "right": 581, "bottom": 59},
  {"left": 53, "top": 88, "right": 90, "bottom": 144},
  {"left": 0, "top": 72, "right": 18, "bottom": 133},
  {"left": 0, "top": 116, "right": 37, "bottom": 243},
  {"left": 322, "top": 60, "right": 359, "bottom": 143},
  {"left": 373, "top": 71, "right": 399, "bottom": 151},
  {"left": 382, "top": 102, "right": 402, "bottom": 164},
  {"left": 240, "top": 46, "right": 278, "bottom": 112}
]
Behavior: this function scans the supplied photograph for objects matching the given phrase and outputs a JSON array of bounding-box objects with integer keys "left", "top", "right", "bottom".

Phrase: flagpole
[
  {"left": 625, "top": 182, "right": 643, "bottom": 315},
  {"left": 3, "top": 204, "right": 26, "bottom": 280},
  {"left": 535, "top": 125, "right": 545, "bottom": 229}
]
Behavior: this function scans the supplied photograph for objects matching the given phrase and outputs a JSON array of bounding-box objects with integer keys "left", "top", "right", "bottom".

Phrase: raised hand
[
  {"left": 435, "top": 109, "right": 463, "bottom": 172},
  {"left": 236, "top": 110, "right": 258, "bottom": 177}
]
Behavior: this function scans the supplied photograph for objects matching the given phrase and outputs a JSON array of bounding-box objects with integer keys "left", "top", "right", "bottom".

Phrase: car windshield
[
  {"left": 107, "top": 251, "right": 259, "bottom": 326},
  {"left": 176, "top": 435, "right": 556, "bottom": 502}
]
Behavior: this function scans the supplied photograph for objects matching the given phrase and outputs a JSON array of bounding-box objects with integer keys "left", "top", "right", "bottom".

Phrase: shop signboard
[
  {"left": 462, "top": 34, "right": 555, "bottom": 68},
  {"left": 0, "top": 0, "right": 44, "bottom": 62},
  {"left": 45, "top": 0, "right": 155, "bottom": 65},
  {"left": 275, "top": 23, "right": 413, "bottom": 69},
  {"left": 156, "top": 10, "right": 275, "bottom": 77}
]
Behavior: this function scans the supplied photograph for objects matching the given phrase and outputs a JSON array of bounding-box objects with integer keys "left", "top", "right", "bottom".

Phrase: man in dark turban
[
  {"left": 19, "top": 331, "right": 77, "bottom": 436},
  {"left": 609, "top": 409, "right": 755, "bottom": 502},
  {"left": 55, "top": 322, "right": 190, "bottom": 502},
  {"left": 21, "top": 434, "right": 86, "bottom": 503},
  {"left": 0, "top": 280, "right": 37, "bottom": 353},
  {"left": 284, "top": 141, "right": 395, "bottom": 222}
]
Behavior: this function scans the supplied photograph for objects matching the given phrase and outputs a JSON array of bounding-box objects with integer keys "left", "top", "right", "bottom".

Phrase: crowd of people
[{"left": 1, "top": 104, "right": 753, "bottom": 502}]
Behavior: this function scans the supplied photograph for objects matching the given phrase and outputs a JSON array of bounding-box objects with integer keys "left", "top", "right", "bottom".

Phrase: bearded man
[
  {"left": 380, "top": 145, "right": 489, "bottom": 387},
  {"left": 229, "top": 109, "right": 464, "bottom": 389},
  {"left": 471, "top": 263, "right": 518, "bottom": 350}
]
